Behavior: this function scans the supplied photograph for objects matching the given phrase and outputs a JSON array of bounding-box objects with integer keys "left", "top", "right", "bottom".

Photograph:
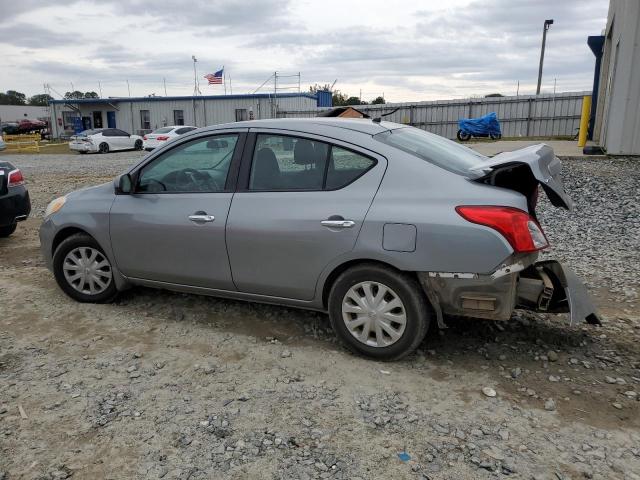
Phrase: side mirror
[{"left": 115, "top": 173, "right": 133, "bottom": 194}]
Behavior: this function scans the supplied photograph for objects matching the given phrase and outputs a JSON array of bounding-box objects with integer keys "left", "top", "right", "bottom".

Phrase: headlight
[{"left": 44, "top": 196, "right": 66, "bottom": 218}]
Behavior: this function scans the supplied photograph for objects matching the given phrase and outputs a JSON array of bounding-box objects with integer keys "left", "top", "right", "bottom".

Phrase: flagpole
[{"left": 224, "top": 69, "right": 227, "bottom": 95}]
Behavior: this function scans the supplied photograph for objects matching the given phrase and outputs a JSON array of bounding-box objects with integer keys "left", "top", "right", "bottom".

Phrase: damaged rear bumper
[{"left": 418, "top": 260, "right": 601, "bottom": 327}]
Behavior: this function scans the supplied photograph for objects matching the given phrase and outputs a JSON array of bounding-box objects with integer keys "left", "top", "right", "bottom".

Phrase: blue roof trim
[{"left": 50, "top": 92, "right": 317, "bottom": 105}]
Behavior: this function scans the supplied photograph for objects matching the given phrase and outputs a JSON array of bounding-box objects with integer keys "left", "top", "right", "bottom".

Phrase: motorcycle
[{"left": 457, "top": 112, "right": 502, "bottom": 141}]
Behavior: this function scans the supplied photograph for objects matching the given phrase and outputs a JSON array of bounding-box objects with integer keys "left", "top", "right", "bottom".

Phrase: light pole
[
  {"left": 192, "top": 55, "right": 201, "bottom": 96},
  {"left": 536, "top": 19, "right": 554, "bottom": 95}
]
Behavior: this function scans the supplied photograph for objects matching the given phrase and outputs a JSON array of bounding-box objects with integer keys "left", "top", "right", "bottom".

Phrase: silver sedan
[{"left": 39, "top": 118, "right": 600, "bottom": 360}]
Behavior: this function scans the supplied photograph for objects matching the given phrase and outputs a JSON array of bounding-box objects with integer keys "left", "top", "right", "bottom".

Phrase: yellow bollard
[{"left": 578, "top": 95, "right": 592, "bottom": 147}]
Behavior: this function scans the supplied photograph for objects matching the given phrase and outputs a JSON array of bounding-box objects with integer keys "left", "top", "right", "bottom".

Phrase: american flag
[{"left": 204, "top": 68, "right": 224, "bottom": 85}]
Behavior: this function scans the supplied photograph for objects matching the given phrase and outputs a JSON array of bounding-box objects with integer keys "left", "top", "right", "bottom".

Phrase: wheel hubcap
[
  {"left": 63, "top": 247, "right": 112, "bottom": 295},
  {"left": 341, "top": 281, "right": 407, "bottom": 348}
]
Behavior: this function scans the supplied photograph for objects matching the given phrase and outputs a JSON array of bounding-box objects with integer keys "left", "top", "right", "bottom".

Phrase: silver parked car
[{"left": 40, "top": 118, "right": 599, "bottom": 360}]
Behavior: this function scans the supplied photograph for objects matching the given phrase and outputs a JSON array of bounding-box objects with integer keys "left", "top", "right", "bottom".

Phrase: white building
[
  {"left": 49, "top": 92, "right": 326, "bottom": 138},
  {"left": 592, "top": 0, "right": 640, "bottom": 155},
  {"left": 0, "top": 105, "right": 49, "bottom": 124}
]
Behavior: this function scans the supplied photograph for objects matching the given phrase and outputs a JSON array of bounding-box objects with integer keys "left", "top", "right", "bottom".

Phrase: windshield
[
  {"left": 153, "top": 127, "right": 174, "bottom": 134},
  {"left": 374, "top": 127, "right": 487, "bottom": 175}
]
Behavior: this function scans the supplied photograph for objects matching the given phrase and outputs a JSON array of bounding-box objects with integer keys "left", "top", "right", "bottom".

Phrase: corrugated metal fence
[{"left": 278, "top": 91, "right": 588, "bottom": 139}]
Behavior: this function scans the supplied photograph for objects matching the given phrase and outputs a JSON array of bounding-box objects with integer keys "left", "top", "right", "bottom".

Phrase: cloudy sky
[{"left": 0, "top": 0, "right": 608, "bottom": 102}]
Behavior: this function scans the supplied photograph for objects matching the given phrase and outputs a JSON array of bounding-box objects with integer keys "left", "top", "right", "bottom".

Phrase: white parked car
[
  {"left": 143, "top": 125, "right": 197, "bottom": 151},
  {"left": 0, "top": 135, "right": 6, "bottom": 151},
  {"left": 69, "top": 128, "right": 143, "bottom": 154}
]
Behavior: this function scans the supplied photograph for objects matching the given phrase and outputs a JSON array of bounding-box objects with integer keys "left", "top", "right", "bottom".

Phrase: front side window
[
  {"left": 140, "top": 110, "right": 151, "bottom": 130},
  {"left": 249, "top": 135, "right": 329, "bottom": 191},
  {"left": 137, "top": 134, "right": 238, "bottom": 193},
  {"left": 173, "top": 110, "right": 184, "bottom": 126}
]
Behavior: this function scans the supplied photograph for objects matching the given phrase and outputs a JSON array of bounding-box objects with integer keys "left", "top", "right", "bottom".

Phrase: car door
[
  {"left": 110, "top": 130, "right": 246, "bottom": 289},
  {"left": 111, "top": 129, "right": 132, "bottom": 150},
  {"left": 226, "top": 131, "right": 387, "bottom": 300}
]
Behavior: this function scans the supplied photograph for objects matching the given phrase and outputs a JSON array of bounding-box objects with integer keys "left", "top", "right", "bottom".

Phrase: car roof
[{"left": 201, "top": 117, "right": 405, "bottom": 136}]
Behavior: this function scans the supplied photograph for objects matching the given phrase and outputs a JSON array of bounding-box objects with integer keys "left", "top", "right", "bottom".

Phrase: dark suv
[{"left": 0, "top": 161, "right": 31, "bottom": 237}]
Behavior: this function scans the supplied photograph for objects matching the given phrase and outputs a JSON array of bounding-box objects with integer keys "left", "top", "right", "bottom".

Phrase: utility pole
[
  {"left": 536, "top": 19, "right": 554, "bottom": 95},
  {"left": 192, "top": 56, "right": 201, "bottom": 96},
  {"left": 98, "top": 81, "right": 102, "bottom": 98},
  {"left": 126, "top": 80, "right": 131, "bottom": 97},
  {"left": 163, "top": 78, "right": 167, "bottom": 96}
]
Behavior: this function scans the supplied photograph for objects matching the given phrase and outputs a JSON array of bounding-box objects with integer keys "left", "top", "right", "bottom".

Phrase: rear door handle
[
  {"left": 321, "top": 219, "right": 355, "bottom": 229},
  {"left": 188, "top": 213, "right": 215, "bottom": 223}
]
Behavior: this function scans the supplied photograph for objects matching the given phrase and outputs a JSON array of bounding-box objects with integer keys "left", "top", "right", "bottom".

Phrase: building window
[
  {"left": 235, "top": 109, "right": 248, "bottom": 122},
  {"left": 140, "top": 110, "right": 151, "bottom": 130},
  {"left": 62, "top": 111, "right": 77, "bottom": 130},
  {"left": 174, "top": 110, "right": 184, "bottom": 125}
]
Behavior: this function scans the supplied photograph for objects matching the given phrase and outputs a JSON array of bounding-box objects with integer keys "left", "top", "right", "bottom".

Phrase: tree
[
  {"left": 332, "top": 91, "right": 347, "bottom": 106},
  {"left": 485, "top": 93, "right": 504, "bottom": 97},
  {"left": 0, "top": 90, "right": 27, "bottom": 105},
  {"left": 64, "top": 91, "right": 85, "bottom": 99},
  {"left": 371, "top": 96, "right": 385, "bottom": 104},
  {"left": 29, "top": 94, "right": 54, "bottom": 106},
  {"left": 84, "top": 91, "right": 99, "bottom": 98},
  {"left": 345, "top": 96, "right": 367, "bottom": 105}
]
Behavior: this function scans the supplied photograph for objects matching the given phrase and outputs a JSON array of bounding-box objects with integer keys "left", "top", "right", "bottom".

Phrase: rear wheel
[
  {"left": 328, "top": 264, "right": 430, "bottom": 361},
  {"left": 490, "top": 133, "right": 502, "bottom": 140},
  {"left": 134, "top": 139, "right": 143, "bottom": 150},
  {"left": 0, "top": 223, "right": 17, "bottom": 238},
  {"left": 457, "top": 130, "right": 471, "bottom": 141},
  {"left": 53, "top": 233, "right": 118, "bottom": 303},
  {"left": 98, "top": 142, "right": 109, "bottom": 154}
]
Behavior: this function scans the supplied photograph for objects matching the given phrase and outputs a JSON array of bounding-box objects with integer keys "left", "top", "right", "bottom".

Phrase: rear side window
[
  {"left": 374, "top": 127, "right": 487, "bottom": 175},
  {"left": 249, "top": 134, "right": 376, "bottom": 191},
  {"left": 153, "top": 127, "right": 174, "bottom": 134},
  {"left": 249, "top": 135, "right": 329, "bottom": 191},
  {"left": 326, "top": 147, "right": 375, "bottom": 190},
  {"left": 176, "top": 127, "right": 196, "bottom": 135}
]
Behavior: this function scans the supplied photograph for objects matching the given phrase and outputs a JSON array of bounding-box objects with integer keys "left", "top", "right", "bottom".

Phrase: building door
[
  {"left": 82, "top": 117, "right": 92, "bottom": 130},
  {"left": 93, "top": 111, "right": 103, "bottom": 128},
  {"left": 107, "top": 111, "right": 116, "bottom": 128}
]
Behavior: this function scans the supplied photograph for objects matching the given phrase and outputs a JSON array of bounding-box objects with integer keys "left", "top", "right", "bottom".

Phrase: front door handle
[
  {"left": 321, "top": 219, "right": 355, "bottom": 229},
  {"left": 188, "top": 212, "right": 215, "bottom": 223}
]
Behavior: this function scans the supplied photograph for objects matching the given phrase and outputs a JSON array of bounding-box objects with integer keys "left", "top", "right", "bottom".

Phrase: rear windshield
[
  {"left": 374, "top": 127, "right": 487, "bottom": 175},
  {"left": 78, "top": 129, "right": 102, "bottom": 136},
  {"left": 153, "top": 127, "right": 174, "bottom": 134}
]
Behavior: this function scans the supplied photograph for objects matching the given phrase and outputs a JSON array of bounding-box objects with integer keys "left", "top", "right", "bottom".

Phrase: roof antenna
[{"left": 372, "top": 107, "right": 400, "bottom": 123}]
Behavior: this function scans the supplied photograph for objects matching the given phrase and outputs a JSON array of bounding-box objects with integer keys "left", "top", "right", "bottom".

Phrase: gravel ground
[{"left": 1, "top": 149, "right": 639, "bottom": 480}]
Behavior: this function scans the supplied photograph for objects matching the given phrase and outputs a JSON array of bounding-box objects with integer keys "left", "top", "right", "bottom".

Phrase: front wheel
[
  {"left": 0, "top": 223, "right": 17, "bottom": 238},
  {"left": 134, "top": 139, "right": 143, "bottom": 150},
  {"left": 457, "top": 130, "right": 471, "bottom": 141},
  {"left": 98, "top": 142, "right": 109, "bottom": 154},
  {"left": 53, "top": 233, "right": 118, "bottom": 303},
  {"left": 328, "top": 264, "right": 430, "bottom": 361}
]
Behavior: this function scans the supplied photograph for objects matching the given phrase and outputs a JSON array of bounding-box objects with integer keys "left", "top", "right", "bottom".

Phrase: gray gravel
[{"left": 1, "top": 150, "right": 639, "bottom": 479}]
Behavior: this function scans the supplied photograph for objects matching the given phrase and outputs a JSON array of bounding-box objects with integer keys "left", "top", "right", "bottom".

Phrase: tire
[
  {"left": 134, "top": 139, "right": 143, "bottom": 150},
  {"left": 328, "top": 263, "right": 430, "bottom": 361},
  {"left": 490, "top": 133, "right": 502, "bottom": 140},
  {"left": 98, "top": 142, "right": 109, "bottom": 154},
  {"left": 53, "top": 233, "right": 118, "bottom": 303},
  {"left": 0, "top": 223, "right": 17, "bottom": 238},
  {"left": 457, "top": 129, "right": 471, "bottom": 141}
]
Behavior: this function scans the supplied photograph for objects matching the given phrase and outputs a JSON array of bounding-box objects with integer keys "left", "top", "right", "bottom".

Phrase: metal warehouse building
[
  {"left": 591, "top": 0, "right": 640, "bottom": 155},
  {"left": 49, "top": 92, "right": 329, "bottom": 139}
]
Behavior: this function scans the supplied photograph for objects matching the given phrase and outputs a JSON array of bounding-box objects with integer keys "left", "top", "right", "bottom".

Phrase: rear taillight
[
  {"left": 456, "top": 205, "right": 548, "bottom": 253},
  {"left": 157, "top": 136, "right": 169, "bottom": 141},
  {"left": 8, "top": 169, "right": 25, "bottom": 187},
  {"left": 143, "top": 135, "right": 147, "bottom": 140}
]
